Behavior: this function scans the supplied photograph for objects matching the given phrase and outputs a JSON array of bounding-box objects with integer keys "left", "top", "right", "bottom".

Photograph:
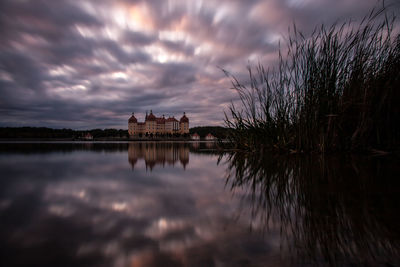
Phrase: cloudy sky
[{"left": 0, "top": 0, "right": 398, "bottom": 129}]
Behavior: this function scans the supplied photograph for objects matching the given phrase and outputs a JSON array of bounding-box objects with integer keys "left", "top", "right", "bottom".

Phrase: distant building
[
  {"left": 205, "top": 133, "right": 216, "bottom": 140},
  {"left": 191, "top": 133, "right": 200, "bottom": 140},
  {"left": 83, "top": 133, "right": 93, "bottom": 140},
  {"left": 128, "top": 110, "right": 189, "bottom": 136}
]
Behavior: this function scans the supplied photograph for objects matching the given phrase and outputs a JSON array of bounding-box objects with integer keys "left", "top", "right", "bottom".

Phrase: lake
[{"left": 0, "top": 142, "right": 399, "bottom": 266}]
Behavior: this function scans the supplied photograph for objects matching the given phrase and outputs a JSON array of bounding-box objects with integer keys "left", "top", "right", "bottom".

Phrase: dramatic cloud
[{"left": 0, "top": 0, "right": 398, "bottom": 128}]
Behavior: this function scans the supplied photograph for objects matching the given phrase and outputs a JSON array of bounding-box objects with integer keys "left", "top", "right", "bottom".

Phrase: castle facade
[{"left": 128, "top": 110, "right": 189, "bottom": 136}]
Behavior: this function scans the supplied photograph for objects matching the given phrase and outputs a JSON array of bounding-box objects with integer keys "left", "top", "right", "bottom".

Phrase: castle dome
[
  {"left": 180, "top": 112, "right": 189, "bottom": 123},
  {"left": 129, "top": 113, "right": 137, "bottom": 123}
]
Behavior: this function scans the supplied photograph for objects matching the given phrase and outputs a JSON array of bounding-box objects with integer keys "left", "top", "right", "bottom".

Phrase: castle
[{"left": 128, "top": 110, "right": 189, "bottom": 136}]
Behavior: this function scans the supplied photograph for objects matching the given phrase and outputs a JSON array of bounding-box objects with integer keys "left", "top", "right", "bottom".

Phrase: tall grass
[{"left": 224, "top": 7, "right": 400, "bottom": 152}]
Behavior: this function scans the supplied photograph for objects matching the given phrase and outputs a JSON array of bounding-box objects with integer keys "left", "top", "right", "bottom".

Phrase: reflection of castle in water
[{"left": 128, "top": 142, "right": 189, "bottom": 171}]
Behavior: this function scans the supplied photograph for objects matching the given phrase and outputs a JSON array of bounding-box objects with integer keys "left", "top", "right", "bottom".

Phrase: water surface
[{"left": 0, "top": 142, "right": 399, "bottom": 266}]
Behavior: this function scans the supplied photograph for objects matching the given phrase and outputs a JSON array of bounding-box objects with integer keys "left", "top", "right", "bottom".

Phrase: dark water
[{"left": 0, "top": 142, "right": 399, "bottom": 266}]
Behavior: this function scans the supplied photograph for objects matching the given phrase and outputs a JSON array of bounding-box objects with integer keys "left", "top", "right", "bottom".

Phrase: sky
[{"left": 0, "top": 0, "right": 398, "bottom": 129}]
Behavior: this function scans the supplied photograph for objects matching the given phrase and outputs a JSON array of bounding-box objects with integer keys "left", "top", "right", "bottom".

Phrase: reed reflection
[
  {"left": 224, "top": 152, "right": 400, "bottom": 266},
  {"left": 128, "top": 142, "right": 190, "bottom": 171}
]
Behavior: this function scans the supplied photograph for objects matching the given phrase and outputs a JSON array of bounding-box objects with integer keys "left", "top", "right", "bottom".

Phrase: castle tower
[
  {"left": 179, "top": 112, "right": 189, "bottom": 134},
  {"left": 128, "top": 112, "right": 138, "bottom": 136}
]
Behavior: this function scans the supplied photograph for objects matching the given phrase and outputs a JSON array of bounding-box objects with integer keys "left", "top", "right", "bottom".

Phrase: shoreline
[{"left": 0, "top": 138, "right": 220, "bottom": 142}]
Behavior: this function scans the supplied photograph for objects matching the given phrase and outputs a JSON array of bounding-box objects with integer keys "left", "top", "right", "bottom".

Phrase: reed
[{"left": 224, "top": 6, "right": 400, "bottom": 152}]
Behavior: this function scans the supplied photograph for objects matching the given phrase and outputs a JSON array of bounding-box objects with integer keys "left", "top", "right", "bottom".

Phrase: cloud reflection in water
[
  {"left": 0, "top": 142, "right": 280, "bottom": 267},
  {"left": 2, "top": 142, "right": 397, "bottom": 266}
]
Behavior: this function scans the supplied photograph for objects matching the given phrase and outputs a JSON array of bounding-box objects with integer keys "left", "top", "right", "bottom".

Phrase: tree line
[
  {"left": 0, "top": 127, "right": 128, "bottom": 139},
  {"left": 0, "top": 126, "right": 230, "bottom": 139},
  {"left": 189, "top": 126, "right": 230, "bottom": 139}
]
